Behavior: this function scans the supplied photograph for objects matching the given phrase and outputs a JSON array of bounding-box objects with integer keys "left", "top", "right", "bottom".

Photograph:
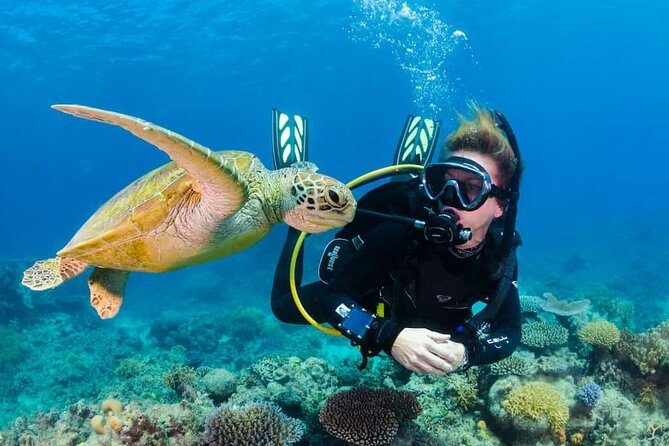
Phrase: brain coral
[
  {"left": 578, "top": 321, "right": 620, "bottom": 348},
  {"left": 319, "top": 387, "right": 421, "bottom": 446},
  {"left": 204, "top": 402, "right": 304, "bottom": 446},
  {"left": 503, "top": 382, "right": 569, "bottom": 434},
  {"left": 521, "top": 321, "right": 569, "bottom": 349}
]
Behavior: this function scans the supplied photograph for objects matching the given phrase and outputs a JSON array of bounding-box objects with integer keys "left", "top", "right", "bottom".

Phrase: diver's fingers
[
  {"left": 420, "top": 351, "right": 453, "bottom": 374},
  {"left": 427, "top": 342, "right": 458, "bottom": 364},
  {"left": 426, "top": 331, "right": 451, "bottom": 343}
]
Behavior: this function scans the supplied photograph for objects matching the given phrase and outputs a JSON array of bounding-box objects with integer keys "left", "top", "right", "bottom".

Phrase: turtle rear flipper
[
  {"left": 52, "top": 105, "right": 249, "bottom": 219},
  {"left": 88, "top": 268, "right": 129, "bottom": 319},
  {"left": 22, "top": 257, "right": 89, "bottom": 290},
  {"left": 272, "top": 108, "right": 308, "bottom": 169}
]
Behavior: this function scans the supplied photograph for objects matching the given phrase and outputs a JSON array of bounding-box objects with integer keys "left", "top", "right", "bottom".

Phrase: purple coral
[
  {"left": 204, "top": 402, "right": 304, "bottom": 446},
  {"left": 319, "top": 387, "right": 421, "bottom": 446},
  {"left": 577, "top": 382, "right": 602, "bottom": 408}
]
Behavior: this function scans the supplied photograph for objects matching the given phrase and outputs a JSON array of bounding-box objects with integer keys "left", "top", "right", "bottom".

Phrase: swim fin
[
  {"left": 392, "top": 115, "right": 441, "bottom": 166},
  {"left": 272, "top": 108, "right": 309, "bottom": 169}
]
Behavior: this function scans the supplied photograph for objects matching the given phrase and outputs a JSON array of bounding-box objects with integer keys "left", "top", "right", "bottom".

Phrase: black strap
[{"left": 463, "top": 252, "right": 517, "bottom": 337}]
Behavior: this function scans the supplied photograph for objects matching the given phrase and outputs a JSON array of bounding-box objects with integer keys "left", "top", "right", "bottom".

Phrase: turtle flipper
[
  {"left": 88, "top": 267, "right": 130, "bottom": 319},
  {"left": 22, "top": 257, "right": 89, "bottom": 290},
  {"left": 272, "top": 108, "right": 308, "bottom": 169},
  {"left": 52, "top": 104, "right": 249, "bottom": 217}
]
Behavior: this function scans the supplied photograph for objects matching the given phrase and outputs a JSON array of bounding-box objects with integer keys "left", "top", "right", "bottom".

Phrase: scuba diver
[{"left": 270, "top": 105, "right": 523, "bottom": 374}]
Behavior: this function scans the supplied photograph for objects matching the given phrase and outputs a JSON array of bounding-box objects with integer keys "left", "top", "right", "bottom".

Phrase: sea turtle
[{"left": 22, "top": 105, "right": 356, "bottom": 319}]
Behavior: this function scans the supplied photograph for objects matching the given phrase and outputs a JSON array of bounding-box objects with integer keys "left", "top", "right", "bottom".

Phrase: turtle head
[{"left": 283, "top": 171, "right": 356, "bottom": 233}]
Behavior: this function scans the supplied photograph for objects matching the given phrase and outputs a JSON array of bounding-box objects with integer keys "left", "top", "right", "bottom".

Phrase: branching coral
[
  {"left": 449, "top": 372, "right": 479, "bottom": 411},
  {"left": 318, "top": 387, "right": 421, "bottom": 446},
  {"left": 521, "top": 321, "right": 568, "bottom": 349},
  {"left": 490, "top": 352, "right": 536, "bottom": 376},
  {"left": 628, "top": 320, "right": 669, "bottom": 375},
  {"left": 578, "top": 320, "right": 620, "bottom": 348},
  {"left": 576, "top": 383, "right": 602, "bottom": 408},
  {"left": 204, "top": 402, "right": 304, "bottom": 446},
  {"left": 519, "top": 295, "right": 545, "bottom": 314},
  {"left": 502, "top": 382, "right": 569, "bottom": 434}
]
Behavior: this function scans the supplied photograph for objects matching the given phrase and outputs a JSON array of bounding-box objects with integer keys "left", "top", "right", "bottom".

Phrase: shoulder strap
[{"left": 463, "top": 251, "right": 517, "bottom": 337}]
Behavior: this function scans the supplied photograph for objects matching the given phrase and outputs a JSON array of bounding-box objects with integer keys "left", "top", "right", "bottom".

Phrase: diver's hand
[{"left": 390, "top": 328, "right": 456, "bottom": 375}]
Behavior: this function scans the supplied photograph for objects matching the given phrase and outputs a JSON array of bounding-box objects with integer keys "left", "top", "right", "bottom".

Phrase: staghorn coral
[
  {"left": 503, "top": 382, "right": 569, "bottom": 434},
  {"left": 627, "top": 320, "right": 669, "bottom": 375},
  {"left": 578, "top": 320, "right": 620, "bottom": 348},
  {"left": 521, "top": 321, "right": 568, "bottom": 349},
  {"left": 318, "top": 387, "right": 421, "bottom": 446},
  {"left": 450, "top": 371, "right": 479, "bottom": 411},
  {"left": 204, "top": 401, "right": 303, "bottom": 446}
]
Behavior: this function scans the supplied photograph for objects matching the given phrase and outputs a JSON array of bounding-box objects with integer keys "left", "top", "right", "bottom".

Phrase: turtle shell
[{"left": 57, "top": 151, "right": 258, "bottom": 271}]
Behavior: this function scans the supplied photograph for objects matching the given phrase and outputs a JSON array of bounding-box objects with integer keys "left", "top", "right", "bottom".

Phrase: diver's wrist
[{"left": 455, "top": 344, "right": 470, "bottom": 372}]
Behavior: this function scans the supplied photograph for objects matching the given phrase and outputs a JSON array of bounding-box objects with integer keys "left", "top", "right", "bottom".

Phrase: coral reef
[
  {"left": 519, "top": 295, "right": 545, "bottom": 314},
  {"left": 627, "top": 320, "right": 669, "bottom": 375},
  {"left": 576, "top": 382, "right": 602, "bottom": 408},
  {"left": 502, "top": 382, "right": 569, "bottom": 434},
  {"left": 489, "top": 352, "right": 537, "bottom": 376},
  {"left": 204, "top": 401, "right": 304, "bottom": 446},
  {"left": 541, "top": 292, "right": 590, "bottom": 316},
  {"left": 521, "top": 321, "right": 569, "bottom": 349},
  {"left": 318, "top": 387, "right": 420, "bottom": 446},
  {"left": 1, "top": 255, "right": 667, "bottom": 446},
  {"left": 578, "top": 320, "right": 620, "bottom": 348},
  {"left": 196, "top": 368, "right": 237, "bottom": 404}
]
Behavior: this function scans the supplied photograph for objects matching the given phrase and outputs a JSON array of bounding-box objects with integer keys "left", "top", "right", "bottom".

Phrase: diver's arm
[{"left": 461, "top": 284, "right": 522, "bottom": 366}]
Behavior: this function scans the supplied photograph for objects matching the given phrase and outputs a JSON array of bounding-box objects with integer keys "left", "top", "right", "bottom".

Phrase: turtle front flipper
[
  {"left": 52, "top": 104, "right": 249, "bottom": 218},
  {"left": 22, "top": 257, "right": 89, "bottom": 290},
  {"left": 88, "top": 267, "right": 130, "bottom": 319}
]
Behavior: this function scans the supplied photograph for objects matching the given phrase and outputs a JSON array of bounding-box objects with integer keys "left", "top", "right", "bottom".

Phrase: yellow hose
[{"left": 288, "top": 164, "right": 424, "bottom": 336}]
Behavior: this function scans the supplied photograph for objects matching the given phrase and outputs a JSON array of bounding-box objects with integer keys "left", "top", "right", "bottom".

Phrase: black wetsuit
[{"left": 271, "top": 180, "right": 521, "bottom": 367}]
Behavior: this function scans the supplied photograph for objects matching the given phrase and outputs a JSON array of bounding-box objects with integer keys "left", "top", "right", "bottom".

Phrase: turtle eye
[{"left": 325, "top": 189, "right": 345, "bottom": 208}]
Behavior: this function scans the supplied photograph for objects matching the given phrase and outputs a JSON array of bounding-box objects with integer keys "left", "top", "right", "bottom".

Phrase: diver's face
[{"left": 439, "top": 150, "right": 505, "bottom": 248}]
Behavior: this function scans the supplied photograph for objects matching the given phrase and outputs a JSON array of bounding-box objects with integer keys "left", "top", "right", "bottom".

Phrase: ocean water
[{"left": 1, "top": 0, "right": 668, "bottom": 444}]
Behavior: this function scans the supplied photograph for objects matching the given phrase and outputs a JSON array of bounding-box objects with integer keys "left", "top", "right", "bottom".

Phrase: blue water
[{"left": 1, "top": 0, "right": 669, "bottom": 437}]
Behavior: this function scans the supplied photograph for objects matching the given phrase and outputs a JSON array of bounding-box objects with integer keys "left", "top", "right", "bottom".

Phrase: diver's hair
[{"left": 439, "top": 103, "right": 518, "bottom": 189}]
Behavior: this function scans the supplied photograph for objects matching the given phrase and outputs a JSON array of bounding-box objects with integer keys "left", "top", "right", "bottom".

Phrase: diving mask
[{"left": 421, "top": 156, "right": 510, "bottom": 210}]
